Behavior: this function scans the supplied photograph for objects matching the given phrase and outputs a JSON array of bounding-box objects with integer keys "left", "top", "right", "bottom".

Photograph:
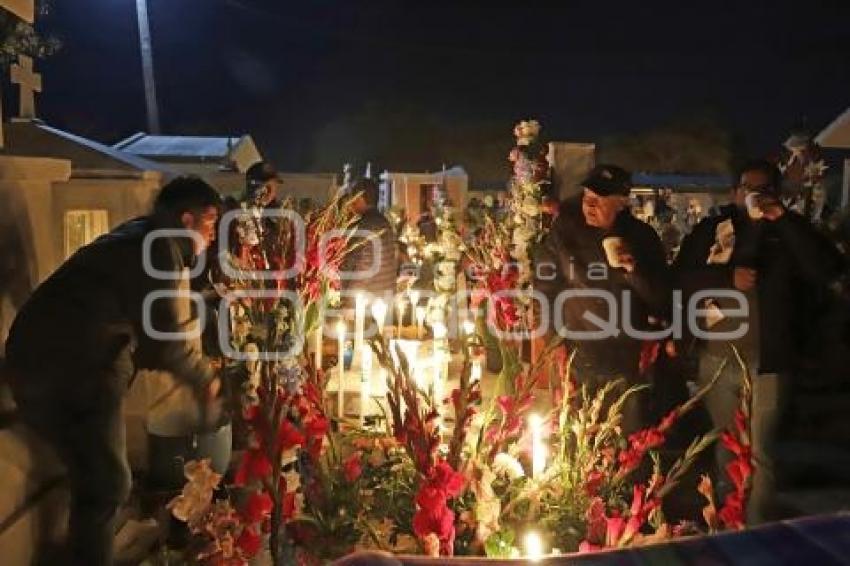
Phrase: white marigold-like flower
[
  {"left": 483, "top": 195, "right": 495, "bottom": 208},
  {"left": 492, "top": 452, "right": 525, "bottom": 480}
]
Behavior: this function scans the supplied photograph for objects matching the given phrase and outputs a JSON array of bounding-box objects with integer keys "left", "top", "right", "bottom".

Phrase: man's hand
[
  {"left": 753, "top": 194, "right": 785, "bottom": 221},
  {"left": 617, "top": 252, "right": 636, "bottom": 273},
  {"left": 734, "top": 267, "right": 757, "bottom": 291}
]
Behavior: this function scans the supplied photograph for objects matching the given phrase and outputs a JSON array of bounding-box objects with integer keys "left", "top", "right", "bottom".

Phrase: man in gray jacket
[{"left": 5, "top": 177, "right": 222, "bottom": 565}]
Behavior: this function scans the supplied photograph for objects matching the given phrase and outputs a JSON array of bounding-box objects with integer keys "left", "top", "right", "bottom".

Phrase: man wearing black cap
[
  {"left": 674, "top": 159, "right": 843, "bottom": 523},
  {"left": 536, "top": 164, "right": 671, "bottom": 434},
  {"left": 245, "top": 160, "right": 282, "bottom": 207}
]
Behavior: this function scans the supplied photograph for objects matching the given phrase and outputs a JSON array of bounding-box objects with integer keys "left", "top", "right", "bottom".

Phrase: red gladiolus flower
[
  {"left": 605, "top": 514, "right": 625, "bottom": 547},
  {"left": 242, "top": 491, "right": 273, "bottom": 523},
  {"left": 234, "top": 449, "right": 273, "bottom": 486},
  {"left": 343, "top": 451, "right": 363, "bottom": 482},
  {"left": 278, "top": 420, "right": 305, "bottom": 451},
  {"left": 718, "top": 492, "right": 745, "bottom": 530},
  {"left": 584, "top": 470, "right": 604, "bottom": 496},
  {"left": 411, "top": 460, "right": 465, "bottom": 556},
  {"left": 639, "top": 341, "right": 661, "bottom": 375},
  {"left": 236, "top": 526, "right": 262, "bottom": 558},
  {"left": 282, "top": 491, "right": 297, "bottom": 520}
]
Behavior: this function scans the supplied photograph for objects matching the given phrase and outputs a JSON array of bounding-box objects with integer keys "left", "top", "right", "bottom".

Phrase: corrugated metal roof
[{"left": 114, "top": 133, "right": 244, "bottom": 158}]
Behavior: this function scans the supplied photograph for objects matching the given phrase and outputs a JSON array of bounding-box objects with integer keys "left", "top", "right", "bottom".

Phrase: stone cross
[
  {"left": 0, "top": 0, "right": 34, "bottom": 147},
  {"left": 11, "top": 55, "right": 42, "bottom": 120}
]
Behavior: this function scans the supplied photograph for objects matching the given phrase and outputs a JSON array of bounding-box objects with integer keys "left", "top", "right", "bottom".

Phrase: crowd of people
[
  {"left": 2, "top": 155, "right": 847, "bottom": 563},
  {"left": 534, "top": 160, "right": 845, "bottom": 526}
]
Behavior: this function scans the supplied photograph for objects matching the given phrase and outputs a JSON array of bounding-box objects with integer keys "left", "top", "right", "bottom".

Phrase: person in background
[
  {"left": 674, "top": 158, "right": 843, "bottom": 524},
  {"left": 342, "top": 178, "right": 398, "bottom": 309},
  {"left": 5, "top": 177, "right": 223, "bottom": 565},
  {"left": 536, "top": 164, "right": 671, "bottom": 434}
]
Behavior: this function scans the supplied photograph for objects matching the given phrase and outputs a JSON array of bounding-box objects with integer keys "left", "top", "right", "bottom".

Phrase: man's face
[
  {"left": 582, "top": 188, "right": 625, "bottom": 229},
  {"left": 181, "top": 205, "right": 219, "bottom": 255},
  {"left": 733, "top": 169, "right": 772, "bottom": 208}
]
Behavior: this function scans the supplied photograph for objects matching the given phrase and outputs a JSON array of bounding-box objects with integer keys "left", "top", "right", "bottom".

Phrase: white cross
[{"left": 11, "top": 54, "right": 42, "bottom": 120}]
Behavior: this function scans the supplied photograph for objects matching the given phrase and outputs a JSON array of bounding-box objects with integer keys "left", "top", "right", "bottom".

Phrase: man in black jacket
[
  {"left": 536, "top": 165, "right": 671, "bottom": 433},
  {"left": 674, "top": 159, "right": 843, "bottom": 524},
  {"left": 342, "top": 178, "right": 398, "bottom": 310},
  {"left": 5, "top": 177, "right": 222, "bottom": 565}
]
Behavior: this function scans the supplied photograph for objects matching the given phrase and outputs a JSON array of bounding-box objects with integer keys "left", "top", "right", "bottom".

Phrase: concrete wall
[{"left": 387, "top": 172, "right": 468, "bottom": 222}]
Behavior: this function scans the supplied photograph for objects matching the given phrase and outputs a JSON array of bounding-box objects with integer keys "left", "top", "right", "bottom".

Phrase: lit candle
[
  {"left": 354, "top": 293, "right": 367, "bottom": 369},
  {"left": 529, "top": 414, "right": 546, "bottom": 480},
  {"left": 371, "top": 298, "right": 388, "bottom": 337},
  {"left": 415, "top": 305, "right": 427, "bottom": 339},
  {"left": 470, "top": 359, "right": 482, "bottom": 384},
  {"left": 360, "top": 344, "right": 372, "bottom": 427},
  {"left": 336, "top": 320, "right": 346, "bottom": 419},
  {"left": 395, "top": 297, "right": 407, "bottom": 338},
  {"left": 462, "top": 317, "right": 475, "bottom": 337},
  {"left": 314, "top": 318, "right": 323, "bottom": 370},
  {"left": 408, "top": 289, "right": 420, "bottom": 312},
  {"left": 431, "top": 322, "right": 448, "bottom": 406},
  {"left": 523, "top": 531, "right": 544, "bottom": 562}
]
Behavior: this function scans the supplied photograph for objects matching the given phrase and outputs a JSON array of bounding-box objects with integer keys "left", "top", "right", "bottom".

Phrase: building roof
[
  {"left": 815, "top": 108, "right": 850, "bottom": 149},
  {"left": 632, "top": 172, "right": 732, "bottom": 191},
  {"left": 1, "top": 120, "right": 172, "bottom": 177},
  {"left": 114, "top": 133, "right": 261, "bottom": 172}
]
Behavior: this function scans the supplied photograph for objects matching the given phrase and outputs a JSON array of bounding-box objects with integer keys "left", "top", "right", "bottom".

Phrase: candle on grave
[
  {"left": 431, "top": 322, "right": 448, "bottom": 405},
  {"left": 395, "top": 297, "right": 407, "bottom": 338},
  {"left": 415, "top": 305, "right": 427, "bottom": 339},
  {"left": 314, "top": 318, "right": 323, "bottom": 370},
  {"left": 371, "top": 298, "right": 388, "bottom": 337},
  {"left": 462, "top": 317, "right": 475, "bottom": 340},
  {"left": 523, "top": 531, "right": 544, "bottom": 562},
  {"left": 360, "top": 344, "right": 372, "bottom": 427},
  {"left": 336, "top": 320, "right": 346, "bottom": 418},
  {"left": 529, "top": 413, "right": 546, "bottom": 480},
  {"left": 408, "top": 289, "right": 420, "bottom": 314},
  {"left": 354, "top": 293, "right": 367, "bottom": 367},
  {"left": 470, "top": 359, "right": 482, "bottom": 384}
]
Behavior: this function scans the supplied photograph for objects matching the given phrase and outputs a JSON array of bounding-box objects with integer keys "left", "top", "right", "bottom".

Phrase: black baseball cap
[
  {"left": 581, "top": 164, "right": 632, "bottom": 196},
  {"left": 245, "top": 161, "right": 281, "bottom": 187}
]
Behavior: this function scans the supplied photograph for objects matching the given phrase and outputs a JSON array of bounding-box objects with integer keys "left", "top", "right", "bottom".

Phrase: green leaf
[{"left": 484, "top": 528, "right": 516, "bottom": 558}]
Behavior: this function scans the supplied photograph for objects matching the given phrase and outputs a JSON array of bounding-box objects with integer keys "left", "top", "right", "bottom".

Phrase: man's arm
[
  {"left": 771, "top": 212, "right": 844, "bottom": 287},
  {"left": 672, "top": 218, "right": 734, "bottom": 297},
  {"left": 135, "top": 237, "right": 214, "bottom": 391}
]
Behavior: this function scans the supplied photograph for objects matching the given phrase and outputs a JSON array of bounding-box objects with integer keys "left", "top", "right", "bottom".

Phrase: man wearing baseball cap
[
  {"left": 535, "top": 164, "right": 671, "bottom": 434},
  {"left": 245, "top": 160, "right": 282, "bottom": 207}
]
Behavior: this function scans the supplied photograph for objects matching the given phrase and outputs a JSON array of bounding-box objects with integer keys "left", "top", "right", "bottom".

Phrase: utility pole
[{"left": 136, "top": 0, "right": 161, "bottom": 134}]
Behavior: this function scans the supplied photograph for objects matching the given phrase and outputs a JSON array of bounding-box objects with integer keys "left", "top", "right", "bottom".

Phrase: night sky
[{"left": 27, "top": 0, "right": 850, "bottom": 181}]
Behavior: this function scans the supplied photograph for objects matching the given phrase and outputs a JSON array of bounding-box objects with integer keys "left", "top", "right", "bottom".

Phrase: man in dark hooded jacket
[
  {"left": 536, "top": 165, "right": 671, "bottom": 433},
  {"left": 5, "top": 177, "right": 222, "bottom": 565},
  {"left": 674, "top": 159, "right": 843, "bottom": 523}
]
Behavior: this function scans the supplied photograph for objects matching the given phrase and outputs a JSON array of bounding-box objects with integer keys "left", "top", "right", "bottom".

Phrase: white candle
[
  {"left": 529, "top": 414, "right": 546, "bottom": 480},
  {"left": 431, "top": 322, "right": 448, "bottom": 406},
  {"left": 408, "top": 289, "right": 420, "bottom": 312},
  {"left": 462, "top": 318, "right": 475, "bottom": 337},
  {"left": 354, "top": 293, "right": 366, "bottom": 368},
  {"left": 336, "top": 320, "right": 346, "bottom": 419},
  {"left": 371, "top": 298, "right": 388, "bottom": 337},
  {"left": 360, "top": 344, "right": 372, "bottom": 427},
  {"left": 395, "top": 298, "right": 407, "bottom": 338},
  {"left": 523, "top": 531, "right": 544, "bottom": 562},
  {"left": 415, "top": 306, "right": 427, "bottom": 339},
  {"left": 470, "top": 359, "right": 482, "bottom": 384},
  {"left": 314, "top": 319, "right": 323, "bottom": 370}
]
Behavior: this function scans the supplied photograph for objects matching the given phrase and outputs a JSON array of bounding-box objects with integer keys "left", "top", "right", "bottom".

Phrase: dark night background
[{"left": 26, "top": 0, "right": 850, "bottom": 183}]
